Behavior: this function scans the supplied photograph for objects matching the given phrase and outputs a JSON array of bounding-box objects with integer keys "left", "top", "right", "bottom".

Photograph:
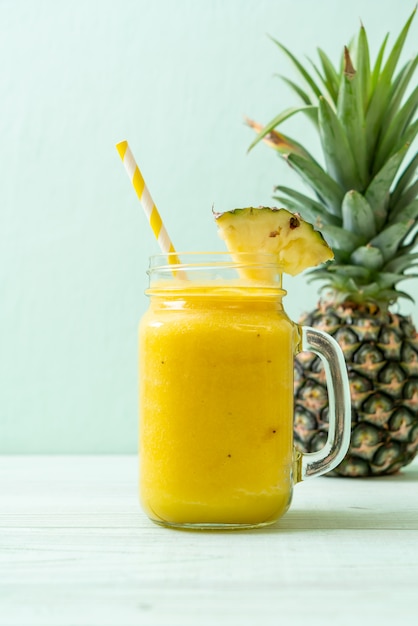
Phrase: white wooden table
[{"left": 0, "top": 455, "right": 417, "bottom": 626}]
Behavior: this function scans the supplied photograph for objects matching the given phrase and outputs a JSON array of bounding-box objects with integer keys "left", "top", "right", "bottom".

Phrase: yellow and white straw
[{"left": 116, "top": 140, "right": 178, "bottom": 259}]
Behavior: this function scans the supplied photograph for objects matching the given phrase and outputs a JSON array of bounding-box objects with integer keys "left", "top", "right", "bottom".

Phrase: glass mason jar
[{"left": 139, "top": 253, "right": 351, "bottom": 530}]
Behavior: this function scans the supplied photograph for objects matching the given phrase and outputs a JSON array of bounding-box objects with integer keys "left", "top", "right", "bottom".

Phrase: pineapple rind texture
[{"left": 295, "top": 303, "right": 418, "bottom": 476}]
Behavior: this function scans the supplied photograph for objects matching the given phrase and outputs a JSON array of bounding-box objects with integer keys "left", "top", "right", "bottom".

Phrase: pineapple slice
[{"left": 215, "top": 206, "right": 334, "bottom": 276}]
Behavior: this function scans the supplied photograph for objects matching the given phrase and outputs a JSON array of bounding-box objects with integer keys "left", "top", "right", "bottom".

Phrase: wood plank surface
[{"left": 0, "top": 456, "right": 417, "bottom": 625}]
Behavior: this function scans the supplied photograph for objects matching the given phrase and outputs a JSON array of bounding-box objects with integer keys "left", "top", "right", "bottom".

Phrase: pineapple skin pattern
[
  {"left": 295, "top": 303, "right": 418, "bottom": 476},
  {"left": 248, "top": 11, "right": 418, "bottom": 475}
]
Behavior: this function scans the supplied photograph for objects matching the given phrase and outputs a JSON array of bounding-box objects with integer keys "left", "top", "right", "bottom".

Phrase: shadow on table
[
  {"left": 264, "top": 466, "right": 418, "bottom": 532},
  {"left": 275, "top": 507, "right": 417, "bottom": 531},
  {"left": 378, "top": 465, "right": 418, "bottom": 482}
]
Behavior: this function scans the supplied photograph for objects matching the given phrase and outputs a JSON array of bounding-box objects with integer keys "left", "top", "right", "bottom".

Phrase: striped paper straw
[{"left": 116, "top": 140, "right": 179, "bottom": 262}]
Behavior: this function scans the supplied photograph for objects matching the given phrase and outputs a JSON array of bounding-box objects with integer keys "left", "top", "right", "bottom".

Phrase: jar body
[{"left": 139, "top": 281, "right": 299, "bottom": 529}]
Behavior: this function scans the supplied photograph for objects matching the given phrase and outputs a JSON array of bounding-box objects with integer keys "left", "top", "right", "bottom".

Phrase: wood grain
[{"left": 1, "top": 456, "right": 417, "bottom": 625}]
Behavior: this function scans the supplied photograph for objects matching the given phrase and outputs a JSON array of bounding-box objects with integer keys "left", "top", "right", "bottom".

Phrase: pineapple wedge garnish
[{"left": 214, "top": 206, "right": 334, "bottom": 276}]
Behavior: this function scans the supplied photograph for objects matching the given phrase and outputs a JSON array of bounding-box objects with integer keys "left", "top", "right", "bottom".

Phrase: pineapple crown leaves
[{"left": 248, "top": 8, "right": 418, "bottom": 307}]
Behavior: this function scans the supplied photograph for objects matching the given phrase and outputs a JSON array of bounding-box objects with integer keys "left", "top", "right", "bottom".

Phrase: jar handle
[{"left": 294, "top": 326, "right": 351, "bottom": 483}]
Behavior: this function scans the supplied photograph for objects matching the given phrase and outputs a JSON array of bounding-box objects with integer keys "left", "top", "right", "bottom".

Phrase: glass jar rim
[
  {"left": 146, "top": 252, "right": 286, "bottom": 296},
  {"left": 148, "top": 251, "right": 284, "bottom": 271}
]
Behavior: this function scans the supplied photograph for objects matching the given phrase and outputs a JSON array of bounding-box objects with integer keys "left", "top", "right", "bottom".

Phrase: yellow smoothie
[{"left": 139, "top": 282, "right": 300, "bottom": 528}]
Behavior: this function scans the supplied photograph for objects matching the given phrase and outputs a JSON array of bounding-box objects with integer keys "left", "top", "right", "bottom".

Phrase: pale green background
[{"left": 1, "top": 0, "right": 417, "bottom": 452}]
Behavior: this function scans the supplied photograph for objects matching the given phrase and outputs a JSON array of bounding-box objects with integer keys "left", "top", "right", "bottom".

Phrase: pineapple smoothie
[
  {"left": 138, "top": 208, "right": 343, "bottom": 528},
  {"left": 139, "top": 281, "right": 299, "bottom": 527}
]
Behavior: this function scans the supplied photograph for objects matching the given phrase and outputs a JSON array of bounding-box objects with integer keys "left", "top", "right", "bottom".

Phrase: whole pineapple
[{"left": 247, "top": 10, "right": 418, "bottom": 476}]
